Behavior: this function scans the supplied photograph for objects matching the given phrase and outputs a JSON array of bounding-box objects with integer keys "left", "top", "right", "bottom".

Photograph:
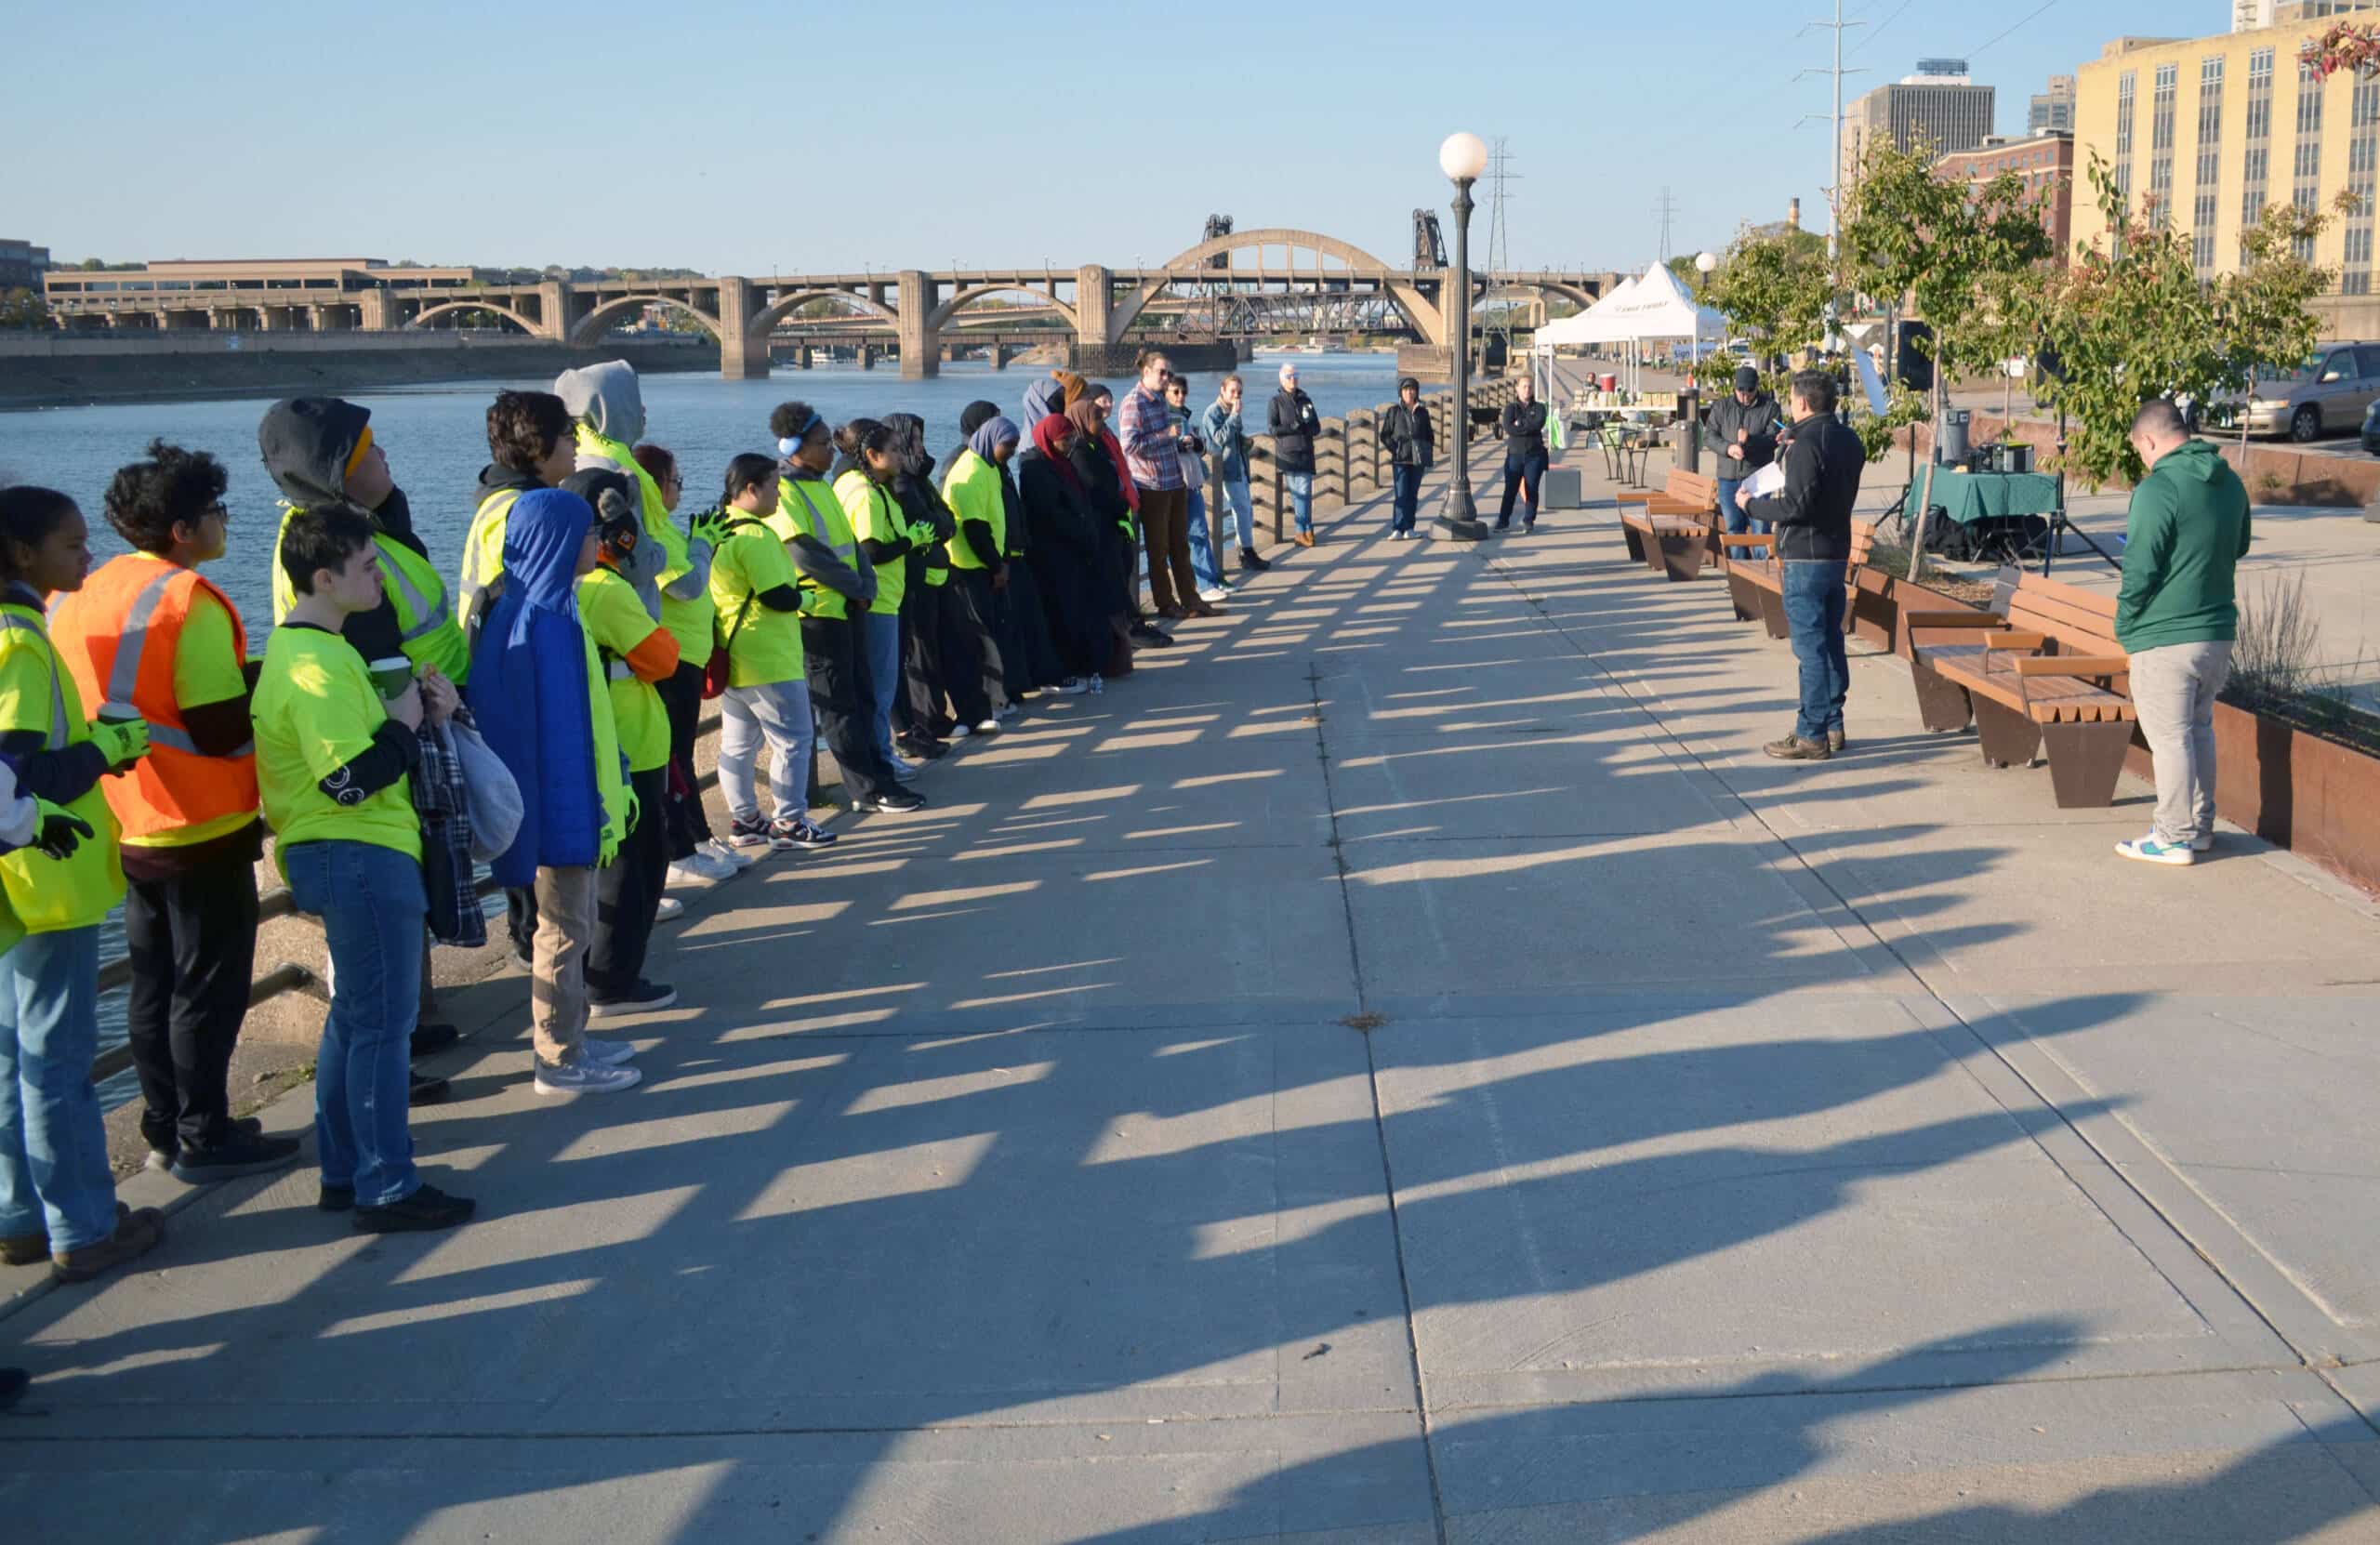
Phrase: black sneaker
[
  {"left": 410, "top": 1022, "right": 461, "bottom": 1058},
  {"left": 1237, "top": 548, "right": 1270, "bottom": 572},
  {"left": 353, "top": 1182, "right": 476, "bottom": 1234},
  {"left": 169, "top": 1132, "right": 303, "bottom": 1184},
  {"left": 0, "top": 1367, "right": 27, "bottom": 1409},
  {"left": 897, "top": 736, "right": 949, "bottom": 760},
  {"left": 408, "top": 1071, "right": 451, "bottom": 1106},
  {"left": 773, "top": 817, "right": 838, "bottom": 848},
  {"left": 589, "top": 979, "right": 680, "bottom": 1019},
  {"left": 318, "top": 1183, "right": 355, "bottom": 1212},
  {"left": 864, "top": 789, "right": 928, "bottom": 814}
]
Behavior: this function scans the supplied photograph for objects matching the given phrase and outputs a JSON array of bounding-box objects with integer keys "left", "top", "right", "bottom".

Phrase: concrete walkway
[{"left": 4, "top": 450, "right": 2378, "bottom": 1543}]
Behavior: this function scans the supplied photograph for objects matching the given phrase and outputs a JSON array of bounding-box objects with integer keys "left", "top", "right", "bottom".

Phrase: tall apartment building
[
  {"left": 2075, "top": 18, "right": 2380, "bottom": 289},
  {"left": 1841, "top": 61, "right": 1999, "bottom": 196},
  {"left": 0, "top": 240, "right": 49, "bottom": 293},
  {"left": 2030, "top": 75, "right": 2077, "bottom": 134}
]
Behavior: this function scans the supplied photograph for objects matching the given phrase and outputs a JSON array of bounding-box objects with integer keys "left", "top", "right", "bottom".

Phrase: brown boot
[
  {"left": 0, "top": 1231, "right": 47, "bottom": 1267},
  {"left": 50, "top": 1206, "right": 165, "bottom": 1285},
  {"left": 1764, "top": 733, "right": 1832, "bottom": 761}
]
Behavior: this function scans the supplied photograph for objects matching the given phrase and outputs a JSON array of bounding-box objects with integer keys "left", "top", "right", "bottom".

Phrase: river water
[{"left": 0, "top": 353, "right": 1405, "bottom": 1105}]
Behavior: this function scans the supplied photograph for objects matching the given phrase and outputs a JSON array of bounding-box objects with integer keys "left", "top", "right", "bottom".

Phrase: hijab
[
  {"left": 969, "top": 415, "right": 1021, "bottom": 464},
  {"left": 1022, "top": 376, "right": 1064, "bottom": 429},
  {"left": 1031, "top": 413, "right": 1084, "bottom": 493},
  {"left": 1055, "top": 370, "right": 1090, "bottom": 407},
  {"left": 1066, "top": 398, "right": 1138, "bottom": 512}
]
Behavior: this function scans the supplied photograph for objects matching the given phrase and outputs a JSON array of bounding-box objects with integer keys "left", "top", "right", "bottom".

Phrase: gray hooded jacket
[{"left": 555, "top": 361, "right": 715, "bottom": 601}]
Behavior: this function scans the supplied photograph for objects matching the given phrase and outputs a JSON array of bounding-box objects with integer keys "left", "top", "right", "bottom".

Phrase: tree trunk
[{"left": 1908, "top": 369, "right": 1943, "bottom": 579}]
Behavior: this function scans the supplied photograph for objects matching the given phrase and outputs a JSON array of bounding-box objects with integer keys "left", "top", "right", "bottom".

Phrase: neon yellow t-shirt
[
  {"left": 707, "top": 521, "right": 805, "bottom": 689},
  {"left": 575, "top": 568, "right": 671, "bottom": 774},
  {"left": 837, "top": 470, "right": 906, "bottom": 615},
  {"left": 251, "top": 624, "right": 420, "bottom": 864}
]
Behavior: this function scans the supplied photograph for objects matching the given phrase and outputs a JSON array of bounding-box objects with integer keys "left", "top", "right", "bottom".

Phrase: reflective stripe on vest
[
  {"left": 0, "top": 611, "right": 67, "bottom": 747},
  {"left": 101, "top": 568, "right": 251, "bottom": 758},
  {"left": 378, "top": 535, "right": 450, "bottom": 645},
  {"left": 458, "top": 487, "right": 521, "bottom": 632}
]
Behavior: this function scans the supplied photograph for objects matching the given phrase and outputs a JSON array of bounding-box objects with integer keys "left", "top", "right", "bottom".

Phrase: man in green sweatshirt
[{"left": 2113, "top": 400, "right": 2253, "bottom": 867}]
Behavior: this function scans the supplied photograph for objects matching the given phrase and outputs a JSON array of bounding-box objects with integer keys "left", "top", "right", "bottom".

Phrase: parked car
[
  {"left": 2240, "top": 341, "right": 2380, "bottom": 442},
  {"left": 2362, "top": 395, "right": 2380, "bottom": 456}
]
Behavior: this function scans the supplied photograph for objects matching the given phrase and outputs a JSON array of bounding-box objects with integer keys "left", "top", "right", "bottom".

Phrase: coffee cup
[
  {"left": 95, "top": 702, "right": 143, "bottom": 726},
  {"left": 368, "top": 656, "right": 415, "bottom": 702}
]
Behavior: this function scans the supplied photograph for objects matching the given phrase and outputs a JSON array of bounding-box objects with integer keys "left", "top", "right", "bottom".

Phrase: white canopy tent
[{"left": 1535, "top": 262, "right": 1725, "bottom": 395}]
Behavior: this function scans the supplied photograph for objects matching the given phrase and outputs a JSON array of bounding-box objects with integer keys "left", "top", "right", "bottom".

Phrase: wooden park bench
[
  {"left": 1903, "top": 571, "right": 2135, "bottom": 809},
  {"left": 1617, "top": 469, "right": 1721, "bottom": 581},
  {"left": 1712, "top": 520, "right": 1879, "bottom": 641}
]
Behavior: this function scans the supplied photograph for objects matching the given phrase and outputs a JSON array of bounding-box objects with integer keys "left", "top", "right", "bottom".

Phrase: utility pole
[
  {"left": 1487, "top": 139, "right": 1520, "bottom": 351},
  {"left": 1796, "top": 0, "right": 1867, "bottom": 280},
  {"left": 1653, "top": 186, "right": 1680, "bottom": 264}
]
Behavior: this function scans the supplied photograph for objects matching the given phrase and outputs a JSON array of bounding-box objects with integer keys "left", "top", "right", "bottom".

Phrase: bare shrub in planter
[{"left": 2225, "top": 569, "right": 2380, "bottom": 752}]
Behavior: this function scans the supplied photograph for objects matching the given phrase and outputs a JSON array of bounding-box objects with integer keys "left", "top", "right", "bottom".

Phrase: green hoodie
[{"left": 2115, "top": 438, "right": 2252, "bottom": 653}]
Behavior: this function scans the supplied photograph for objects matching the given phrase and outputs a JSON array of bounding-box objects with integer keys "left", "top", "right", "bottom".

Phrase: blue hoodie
[{"left": 468, "top": 488, "right": 620, "bottom": 883}]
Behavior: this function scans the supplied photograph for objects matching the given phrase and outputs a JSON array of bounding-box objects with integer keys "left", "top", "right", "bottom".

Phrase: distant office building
[
  {"left": 2030, "top": 75, "right": 2077, "bottom": 134},
  {"left": 2234, "top": 0, "right": 2275, "bottom": 27},
  {"left": 1841, "top": 62, "right": 1999, "bottom": 197},
  {"left": 0, "top": 240, "right": 49, "bottom": 293},
  {"left": 1937, "top": 132, "right": 2076, "bottom": 254},
  {"left": 2077, "top": 17, "right": 2380, "bottom": 289},
  {"left": 43, "top": 257, "right": 489, "bottom": 329},
  {"left": 2270, "top": 0, "right": 2380, "bottom": 22}
]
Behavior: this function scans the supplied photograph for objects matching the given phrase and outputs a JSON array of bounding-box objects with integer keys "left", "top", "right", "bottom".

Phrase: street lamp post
[{"left": 1437, "top": 131, "right": 1491, "bottom": 542}]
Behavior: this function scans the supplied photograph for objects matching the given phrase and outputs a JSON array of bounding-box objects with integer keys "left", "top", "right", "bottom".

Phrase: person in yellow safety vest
[
  {"left": 0, "top": 485, "right": 170, "bottom": 1284},
  {"left": 261, "top": 398, "right": 471, "bottom": 685},
  {"left": 880, "top": 414, "right": 971, "bottom": 745},
  {"left": 459, "top": 390, "right": 579, "bottom": 639},
  {"left": 939, "top": 414, "right": 1020, "bottom": 735},
  {"left": 769, "top": 402, "right": 921, "bottom": 815},
  {"left": 258, "top": 396, "right": 467, "bottom": 1102},
  {"left": 50, "top": 441, "right": 300, "bottom": 1185},
  {"left": 565, "top": 470, "right": 681, "bottom": 1017},
  {"left": 832, "top": 418, "right": 929, "bottom": 772}
]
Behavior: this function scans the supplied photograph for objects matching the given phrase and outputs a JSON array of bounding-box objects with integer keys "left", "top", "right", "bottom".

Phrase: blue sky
[{"left": 7, "top": 0, "right": 2200, "bottom": 279}]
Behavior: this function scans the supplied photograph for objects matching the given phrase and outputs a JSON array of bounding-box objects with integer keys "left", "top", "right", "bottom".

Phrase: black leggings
[{"left": 657, "top": 661, "right": 716, "bottom": 859}]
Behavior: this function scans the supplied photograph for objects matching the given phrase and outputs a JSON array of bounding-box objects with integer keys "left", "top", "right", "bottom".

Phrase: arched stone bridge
[{"left": 381, "top": 229, "right": 1616, "bottom": 380}]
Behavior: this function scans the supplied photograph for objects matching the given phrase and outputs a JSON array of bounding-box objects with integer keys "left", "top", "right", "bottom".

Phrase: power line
[
  {"left": 1848, "top": 0, "right": 1916, "bottom": 56},
  {"left": 1966, "top": 0, "right": 2061, "bottom": 62}
]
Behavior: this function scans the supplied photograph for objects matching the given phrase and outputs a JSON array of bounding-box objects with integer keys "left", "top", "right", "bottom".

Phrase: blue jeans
[
  {"left": 286, "top": 840, "right": 424, "bottom": 1209},
  {"left": 1184, "top": 486, "right": 1223, "bottom": 591},
  {"left": 1391, "top": 464, "right": 1424, "bottom": 532},
  {"left": 1499, "top": 453, "right": 1549, "bottom": 526},
  {"left": 1284, "top": 471, "right": 1314, "bottom": 535},
  {"left": 0, "top": 925, "right": 117, "bottom": 1252},
  {"left": 1221, "top": 477, "right": 1255, "bottom": 550},
  {"left": 1780, "top": 561, "right": 1850, "bottom": 742},
  {"left": 1718, "top": 475, "right": 1769, "bottom": 536},
  {"left": 862, "top": 610, "right": 901, "bottom": 765}
]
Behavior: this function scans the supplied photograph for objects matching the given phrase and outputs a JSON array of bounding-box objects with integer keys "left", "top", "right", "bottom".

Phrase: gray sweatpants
[{"left": 2128, "top": 640, "right": 2232, "bottom": 846}]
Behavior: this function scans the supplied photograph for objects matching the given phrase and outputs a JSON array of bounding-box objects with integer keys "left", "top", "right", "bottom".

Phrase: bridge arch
[
  {"left": 926, "top": 283, "right": 1080, "bottom": 336},
  {"left": 568, "top": 294, "right": 724, "bottom": 347},
  {"left": 1107, "top": 227, "right": 1442, "bottom": 345},
  {"left": 749, "top": 287, "right": 899, "bottom": 336},
  {"left": 1484, "top": 278, "right": 1605, "bottom": 314},
  {"left": 405, "top": 300, "right": 544, "bottom": 336}
]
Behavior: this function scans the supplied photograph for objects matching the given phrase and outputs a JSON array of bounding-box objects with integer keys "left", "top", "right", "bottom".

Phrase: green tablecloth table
[{"left": 1902, "top": 468, "right": 2059, "bottom": 527}]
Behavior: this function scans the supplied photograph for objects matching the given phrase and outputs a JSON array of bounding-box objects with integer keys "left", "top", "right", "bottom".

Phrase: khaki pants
[
  {"left": 1138, "top": 485, "right": 1197, "bottom": 614},
  {"left": 530, "top": 865, "right": 596, "bottom": 1069}
]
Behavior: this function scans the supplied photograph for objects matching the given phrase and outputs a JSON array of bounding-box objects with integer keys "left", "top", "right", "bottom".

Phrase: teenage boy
[
  {"left": 252, "top": 508, "right": 474, "bottom": 1231},
  {"left": 52, "top": 442, "right": 297, "bottom": 1182},
  {"left": 459, "top": 390, "right": 577, "bottom": 635},
  {"left": 710, "top": 456, "right": 828, "bottom": 851},
  {"left": 467, "top": 489, "right": 642, "bottom": 1095},
  {"left": 568, "top": 471, "right": 681, "bottom": 1014}
]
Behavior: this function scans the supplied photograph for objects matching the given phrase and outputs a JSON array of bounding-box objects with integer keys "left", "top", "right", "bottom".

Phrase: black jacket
[
  {"left": 1705, "top": 390, "right": 1782, "bottom": 476},
  {"left": 1382, "top": 402, "right": 1435, "bottom": 469},
  {"left": 1745, "top": 413, "right": 1865, "bottom": 562},
  {"left": 1268, "top": 388, "right": 1320, "bottom": 473},
  {"left": 1500, "top": 400, "right": 1549, "bottom": 460},
  {"left": 1016, "top": 448, "right": 1099, "bottom": 553}
]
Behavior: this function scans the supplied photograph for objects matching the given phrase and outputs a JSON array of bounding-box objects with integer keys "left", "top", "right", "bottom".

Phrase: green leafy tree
[
  {"left": 0, "top": 288, "right": 48, "bottom": 330},
  {"left": 1703, "top": 230, "right": 1835, "bottom": 393},
  {"left": 1842, "top": 138, "right": 2056, "bottom": 572}
]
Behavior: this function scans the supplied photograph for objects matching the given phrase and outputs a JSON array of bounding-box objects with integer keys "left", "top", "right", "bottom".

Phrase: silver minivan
[{"left": 2242, "top": 341, "right": 2380, "bottom": 442}]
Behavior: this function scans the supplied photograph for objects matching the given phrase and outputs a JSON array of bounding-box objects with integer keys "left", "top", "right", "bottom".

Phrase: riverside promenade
[{"left": 4, "top": 447, "right": 2379, "bottom": 1542}]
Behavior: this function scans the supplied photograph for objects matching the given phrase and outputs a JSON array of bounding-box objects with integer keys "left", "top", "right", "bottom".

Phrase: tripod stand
[{"left": 2037, "top": 407, "right": 2124, "bottom": 577}]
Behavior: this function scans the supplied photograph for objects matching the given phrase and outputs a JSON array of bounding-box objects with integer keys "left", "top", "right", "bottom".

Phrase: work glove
[
  {"left": 687, "top": 509, "right": 731, "bottom": 550},
  {"left": 91, "top": 717, "right": 151, "bottom": 771},
  {"left": 33, "top": 801, "right": 92, "bottom": 861}
]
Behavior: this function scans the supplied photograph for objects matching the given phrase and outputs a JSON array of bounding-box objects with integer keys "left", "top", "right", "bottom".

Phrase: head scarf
[
  {"left": 1022, "top": 376, "right": 1064, "bottom": 429},
  {"left": 969, "top": 415, "right": 1020, "bottom": 463},
  {"left": 959, "top": 400, "right": 1000, "bottom": 438},
  {"left": 1055, "top": 370, "right": 1090, "bottom": 407},
  {"left": 1066, "top": 399, "right": 1137, "bottom": 511},
  {"left": 884, "top": 413, "right": 932, "bottom": 479},
  {"left": 1031, "top": 412, "right": 1083, "bottom": 493}
]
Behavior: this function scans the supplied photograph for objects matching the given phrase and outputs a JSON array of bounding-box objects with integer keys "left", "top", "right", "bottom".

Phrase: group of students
[{"left": 0, "top": 349, "right": 1273, "bottom": 1281}]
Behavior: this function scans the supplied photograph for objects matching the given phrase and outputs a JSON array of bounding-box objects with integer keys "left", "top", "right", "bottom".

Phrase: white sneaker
[
  {"left": 581, "top": 1038, "right": 640, "bottom": 1065},
  {"left": 972, "top": 719, "right": 1002, "bottom": 734},
  {"left": 1051, "top": 677, "right": 1090, "bottom": 695},
  {"left": 704, "top": 838, "right": 759, "bottom": 870},
  {"left": 654, "top": 896, "right": 684, "bottom": 921},
  {"left": 534, "top": 1059, "right": 643, "bottom": 1095},
  {"left": 2191, "top": 832, "right": 2215, "bottom": 853},
  {"left": 666, "top": 851, "right": 734, "bottom": 889},
  {"left": 947, "top": 723, "right": 972, "bottom": 740},
  {"left": 996, "top": 704, "right": 1022, "bottom": 721},
  {"left": 1089, "top": 674, "right": 1104, "bottom": 695},
  {"left": 1197, "top": 587, "right": 1230, "bottom": 603}
]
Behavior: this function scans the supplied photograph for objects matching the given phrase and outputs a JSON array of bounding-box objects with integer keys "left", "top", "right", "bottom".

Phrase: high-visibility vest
[
  {"left": 50, "top": 557, "right": 258, "bottom": 843},
  {"left": 0, "top": 601, "right": 124, "bottom": 933},
  {"left": 578, "top": 427, "right": 715, "bottom": 664},
  {"left": 271, "top": 506, "right": 471, "bottom": 683},
  {"left": 457, "top": 486, "right": 522, "bottom": 637},
  {"left": 774, "top": 476, "right": 859, "bottom": 621},
  {"left": 939, "top": 450, "right": 1009, "bottom": 571}
]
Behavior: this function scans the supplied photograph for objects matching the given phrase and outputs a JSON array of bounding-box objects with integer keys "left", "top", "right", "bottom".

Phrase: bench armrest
[
  {"left": 1980, "top": 632, "right": 2052, "bottom": 653},
  {"left": 2014, "top": 654, "right": 2129, "bottom": 678},
  {"left": 1717, "top": 533, "right": 1775, "bottom": 548},
  {"left": 1613, "top": 491, "right": 1654, "bottom": 504},
  {"left": 1900, "top": 611, "right": 2003, "bottom": 629}
]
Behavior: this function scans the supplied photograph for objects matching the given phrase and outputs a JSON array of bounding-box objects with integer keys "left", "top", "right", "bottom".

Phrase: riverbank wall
[{"left": 0, "top": 332, "right": 719, "bottom": 410}]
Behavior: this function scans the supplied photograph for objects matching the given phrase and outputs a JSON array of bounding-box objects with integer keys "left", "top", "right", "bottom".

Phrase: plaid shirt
[
  {"left": 412, "top": 720, "right": 485, "bottom": 948},
  {"left": 1117, "top": 383, "right": 1185, "bottom": 492}
]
